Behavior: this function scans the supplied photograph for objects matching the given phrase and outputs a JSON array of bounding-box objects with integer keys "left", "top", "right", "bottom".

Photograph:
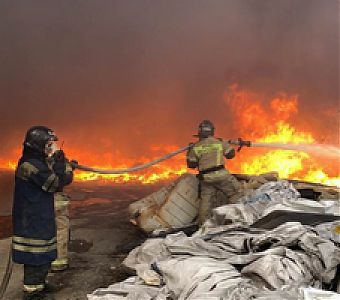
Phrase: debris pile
[
  {"left": 129, "top": 173, "right": 339, "bottom": 233},
  {"left": 128, "top": 174, "right": 199, "bottom": 233},
  {"left": 204, "top": 180, "right": 340, "bottom": 230},
  {"left": 88, "top": 175, "right": 340, "bottom": 300}
]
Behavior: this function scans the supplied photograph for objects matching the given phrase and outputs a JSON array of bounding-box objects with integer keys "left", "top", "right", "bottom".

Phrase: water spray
[
  {"left": 252, "top": 142, "right": 339, "bottom": 159},
  {"left": 228, "top": 139, "right": 340, "bottom": 159}
]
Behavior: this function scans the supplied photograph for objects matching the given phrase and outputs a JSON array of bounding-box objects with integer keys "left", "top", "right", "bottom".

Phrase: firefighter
[
  {"left": 45, "top": 154, "right": 71, "bottom": 273},
  {"left": 12, "top": 126, "right": 73, "bottom": 300},
  {"left": 186, "top": 120, "right": 241, "bottom": 225}
]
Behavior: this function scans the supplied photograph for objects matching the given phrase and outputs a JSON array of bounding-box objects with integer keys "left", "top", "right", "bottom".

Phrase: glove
[
  {"left": 53, "top": 161, "right": 66, "bottom": 175},
  {"left": 52, "top": 150, "right": 66, "bottom": 175},
  {"left": 52, "top": 150, "right": 66, "bottom": 163},
  {"left": 70, "top": 160, "right": 78, "bottom": 170}
]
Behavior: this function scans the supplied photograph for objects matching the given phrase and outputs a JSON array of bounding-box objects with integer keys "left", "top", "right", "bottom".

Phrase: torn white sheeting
[
  {"left": 302, "top": 287, "right": 340, "bottom": 300},
  {"left": 88, "top": 221, "right": 340, "bottom": 299},
  {"left": 208, "top": 181, "right": 340, "bottom": 228},
  {"left": 242, "top": 180, "right": 301, "bottom": 204},
  {"left": 88, "top": 181, "right": 340, "bottom": 300},
  {"left": 87, "top": 277, "right": 168, "bottom": 300},
  {"left": 251, "top": 287, "right": 340, "bottom": 300},
  {"left": 156, "top": 256, "right": 257, "bottom": 299},
  {"left": 315, "top": 221, "right": 340, "bottom": 244}
]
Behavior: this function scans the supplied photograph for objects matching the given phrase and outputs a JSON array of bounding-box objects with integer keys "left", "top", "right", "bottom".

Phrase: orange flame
[
  {"left": 62, "top": 145, "right": 188, "bottom": 184},
  {"left": 0, "top": 160, "right": 16, "bottom": 170},
  {"left": 1, "top": 86, "right": 339, "bottom": 186},
  {"left": 224, "top": 85, "right": 339, "bottom": 187}
]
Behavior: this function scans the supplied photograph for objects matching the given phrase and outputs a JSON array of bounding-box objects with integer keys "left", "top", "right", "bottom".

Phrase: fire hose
[
  {"left": 0, "top": 139, "right": 251, "bottom": 298},
  {"left": 70, "top": 140, "right": 252, "bottom": 174},
  {"left": 71, "top": 144, "right": 193, "bottom": 173}
]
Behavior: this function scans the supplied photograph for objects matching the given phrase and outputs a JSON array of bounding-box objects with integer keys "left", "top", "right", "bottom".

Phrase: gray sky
[{"left": 0, "top": 0, "right": 338, "bottom": 161}]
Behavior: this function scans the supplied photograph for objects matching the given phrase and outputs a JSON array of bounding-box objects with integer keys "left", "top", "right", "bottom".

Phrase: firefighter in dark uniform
[
  {"left": 12, "top": 126, "right": 73, "bottom": 300},
  {"left": 186, "top": 120, "right": 241, "bottom": 225}
]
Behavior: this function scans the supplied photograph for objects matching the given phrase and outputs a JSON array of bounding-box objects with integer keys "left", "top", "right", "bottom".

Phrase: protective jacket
[
  {"left": 12, "top": 147, "right": 73, "bottom": 265},
  {"left": 186, "top": 136, "right": 239, "bottom": 224},
  {"left": 186, "top": 136, "right": 235, "bottom": 181}
]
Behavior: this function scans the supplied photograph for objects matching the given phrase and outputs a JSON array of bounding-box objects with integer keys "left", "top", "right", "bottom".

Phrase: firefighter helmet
[
  {"left": 24, "top": 126, "right": 58, "bottom": 153},
  {"left": 197, "top": 120, "right": 215, "bottom": 138}
]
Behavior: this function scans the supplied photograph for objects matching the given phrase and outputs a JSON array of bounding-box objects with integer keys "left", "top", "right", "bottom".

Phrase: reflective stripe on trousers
[
  {"left": 12, "top": 236, "right": 57, "bottom": 254},
  {"left": 23, "top": 284, "right": 45, "bottom": 292},
  {"left": 51, "top": 258, "right": 68, "bottom": 268}
]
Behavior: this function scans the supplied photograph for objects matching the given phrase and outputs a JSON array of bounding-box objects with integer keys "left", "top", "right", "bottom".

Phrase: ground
[{"left": 0, "top": 182, "right": 161, "bottom": 300}]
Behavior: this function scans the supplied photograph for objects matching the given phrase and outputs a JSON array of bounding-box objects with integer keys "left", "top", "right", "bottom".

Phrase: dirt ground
[{"left": 0, "top": 182, "right": 162, "bottom": 300}]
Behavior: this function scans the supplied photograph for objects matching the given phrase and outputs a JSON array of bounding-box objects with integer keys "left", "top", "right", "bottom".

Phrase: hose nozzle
[{"left": 228, "top": 138, "right": 252, "bottom": 152}]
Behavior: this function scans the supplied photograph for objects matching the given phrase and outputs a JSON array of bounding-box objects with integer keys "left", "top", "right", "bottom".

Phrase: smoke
[{"left": 0, "top": 0, "right": 338, "bottom": 162}]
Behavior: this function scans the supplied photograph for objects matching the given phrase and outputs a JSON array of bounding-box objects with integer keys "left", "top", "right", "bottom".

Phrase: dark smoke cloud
[{"left": 0, "top": 0, "right": 338, "bottom": 162}]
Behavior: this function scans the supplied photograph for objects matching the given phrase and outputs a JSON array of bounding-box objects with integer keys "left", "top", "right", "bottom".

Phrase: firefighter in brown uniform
[
  {"left": 12, "top": 126, "right": 73, "bottom": 300},
  {"left": 50, "top": 193, "right": 70, "bottom": 272},
  {"left": 45, "top": 158, "right": 71, "bottom": 273},
  {"left": 186, "top": 120, "right": 241, "bottom": 225},
  {"left": 44, "top": 141, "right": 74, "bottom": 273}
]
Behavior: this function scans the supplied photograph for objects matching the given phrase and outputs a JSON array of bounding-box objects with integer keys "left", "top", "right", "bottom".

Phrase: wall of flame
[{"left": 1, "top": 86, "right": 339, "bottom": 187}]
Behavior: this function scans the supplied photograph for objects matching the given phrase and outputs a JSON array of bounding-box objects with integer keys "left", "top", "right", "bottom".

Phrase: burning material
[
  {"left": 65, "top": 93, "right": 340, "bottom": 186},
  {"left": 0, "top": 86, "right": 338, "bottom": 186},
  {"left": 73, "top": 163, "right": 188, "bottom": 184},
  {"left": 224, "top": 86, "right": 340, "bottom": 187}
]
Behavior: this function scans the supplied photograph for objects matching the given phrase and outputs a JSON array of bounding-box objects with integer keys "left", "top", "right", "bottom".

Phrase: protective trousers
[
  {"left": 51, "top": 193, "right": 70, "bottom": 271},
  {"left": 198, "top": 174, "right": 241, "bottom": 225},
  {"left": 23, "top": 263, "right": 50, "bottom": 293}
]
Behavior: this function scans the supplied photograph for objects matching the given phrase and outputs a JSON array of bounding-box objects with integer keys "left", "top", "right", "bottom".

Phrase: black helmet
[
  {"left": 24, "top": 126, "right": 58, "bottom": 153},
  {"left": 197, "top": 120, "right": 215, "bottom": 138}
]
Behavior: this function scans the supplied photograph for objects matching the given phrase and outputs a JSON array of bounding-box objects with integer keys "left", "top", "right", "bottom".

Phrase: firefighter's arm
[
  {"left": 16, "top": 160, "right": 69, "bottom": 193},
  {"left": 186, "top": 146, "right": 198, "bottom": 169},
  {"left": 222, "top": 141, "right": 236, "bottom": 159}
]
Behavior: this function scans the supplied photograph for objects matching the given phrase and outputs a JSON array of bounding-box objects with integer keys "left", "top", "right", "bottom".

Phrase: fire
[
  {"left": 241, "top": 122, "right": 314, "bottom": 178},
  {"left": 0, "top": 159, "right": 16, "bottom": 170},
  {"left": 60, "top": 144, "right": 189, "bottom": 184},
  {"left": 0, "top": 85, "right": 339, "bottom": 187},
  {"left": 73, "top": 163, "right": 187, "bottom": 184},
  {"left": 225, "top": 85, "right": 340, "bottom": 187},
  {"left": 0, "top": 147, "right": 189, "bottom": 184}
]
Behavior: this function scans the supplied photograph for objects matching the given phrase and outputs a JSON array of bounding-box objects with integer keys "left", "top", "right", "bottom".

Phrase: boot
[
  {"left": 50, "top": 262, "right": 68, "bottom": 272},
  {"left": 23, "top": 291, "right": 55, "bottom": 300}
]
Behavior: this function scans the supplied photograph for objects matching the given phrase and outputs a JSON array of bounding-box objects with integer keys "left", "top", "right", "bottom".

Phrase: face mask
[{"left": 45, "top": 141, "right": 60, "bottom": 157}]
